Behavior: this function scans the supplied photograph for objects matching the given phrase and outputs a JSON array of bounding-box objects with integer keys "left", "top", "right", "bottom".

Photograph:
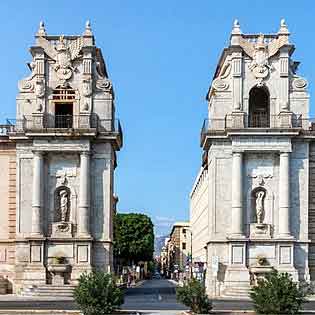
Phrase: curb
[{"left": 181, "top": 311, "right": 315, "bottom": 315}]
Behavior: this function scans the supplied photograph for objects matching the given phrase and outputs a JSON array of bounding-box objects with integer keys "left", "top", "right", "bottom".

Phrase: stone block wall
[
  {"left": 0, "top": 142, "right": 16, "bottom": 291},
  {"left": 308, "top": 143, "right": 315, "bottom": 279},
  {"left": 190, "top": 166, "right": 208, "bottom": 263}
]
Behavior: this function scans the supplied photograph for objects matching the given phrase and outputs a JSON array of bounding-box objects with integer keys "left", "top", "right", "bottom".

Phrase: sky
[{"left": 0, "top": 1, "right": 314, "bottom": 237}]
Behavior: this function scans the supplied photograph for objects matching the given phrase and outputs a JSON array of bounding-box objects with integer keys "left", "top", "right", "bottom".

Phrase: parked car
[{"left": 152, "top": 272, "right": 161, "bottom": 279}]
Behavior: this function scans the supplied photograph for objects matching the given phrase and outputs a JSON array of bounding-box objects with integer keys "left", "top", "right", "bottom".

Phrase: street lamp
[{"left": 190, "top": 230, "right": 193, "bottom": 278}]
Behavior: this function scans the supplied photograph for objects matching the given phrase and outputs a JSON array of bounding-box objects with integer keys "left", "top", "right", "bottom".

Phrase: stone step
[
  {"left": 21, "top": 284, "right": 75, "bottom": 297},
  {"left": 222, "top": 287, "right": 250, "bottom": 298},
  {"left": 32, "top": 292, "right": 74, "bottom": 297}
]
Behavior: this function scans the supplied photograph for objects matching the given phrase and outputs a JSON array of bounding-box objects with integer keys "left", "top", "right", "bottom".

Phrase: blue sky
[{"left": 0, "top": 1, "right": 314, "bottom": 237}]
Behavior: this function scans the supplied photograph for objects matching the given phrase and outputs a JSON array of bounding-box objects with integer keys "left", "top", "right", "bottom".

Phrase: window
[
  {"left": 182, "top": 228, "right": 186, "bottom": 234},
  {"left": 182, "top": 242, "right": 186, "bottom": 250},
  {"left": 53, "top": 86, "right": 75, "bottom": 128},
  {"left": 55, "top": 103, "right": 73, "bottom": 128},
  {"left": 249, "top": 86, "right": 270, "bottom": 128},
  {"left": 53, "top": 86, "right": 75, "bottom": 101}
]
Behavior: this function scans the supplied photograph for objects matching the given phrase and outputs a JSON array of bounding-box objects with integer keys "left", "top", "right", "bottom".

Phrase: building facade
[
  {"left": 190, "top": 20, "right": 313, "bottom": 297},
  {"left": 0, "top": 22, "right": 122, "bottom": 294},
  {"left": 167, "top": 222, "right": 191, "bottom": 278},
  {"left": 160, "top": 237, "right": 169, "bottom": 277}
]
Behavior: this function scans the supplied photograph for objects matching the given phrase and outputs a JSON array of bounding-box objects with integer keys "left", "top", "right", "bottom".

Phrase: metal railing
[
  {"left": 201, "top": 114, "right": 315, "bottom": 143},
  {"left": 22, "top": 113, "right": 99, "bottom": 130},
  {"left": 248, "top": 113, "right": 269, "bottom": 128},
  {"left": 0, "top": 123, "right": 15, "bottom": 135},
  {"left": 0, "top": 115, "right": 123, "bottom": 148},
  {"left": 202, "top": 114, "right": 306, "bottom": 131},
  {"left": 7, "top": 114, "right": 122, "bottom": 136}
]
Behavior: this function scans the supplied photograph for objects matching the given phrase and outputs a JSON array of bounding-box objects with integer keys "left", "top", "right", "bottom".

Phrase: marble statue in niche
[
  {"left": 250, "top": 188, "right": 271, "bottom": 238},
  {"left": 54, "top": 186, "right": 71, "bottom": 222},
  {"left": 255, "top": 190, "right": 265, "bottom": 224},
  {"left": 59, "top": 190, "right": 69, "bottom": 222}
]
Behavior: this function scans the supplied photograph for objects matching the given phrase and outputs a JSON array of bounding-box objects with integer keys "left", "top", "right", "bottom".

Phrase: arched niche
[
  {"left": 246, "top": 183, "right": 274, "bottom": 231},
  {"left": 248, "top": 86, "right": 270, "bottom": 127}
]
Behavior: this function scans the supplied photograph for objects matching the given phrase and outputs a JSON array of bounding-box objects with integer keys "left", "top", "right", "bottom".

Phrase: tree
[
  {"left": 113, "top": 213, "right": 154, "bottom": 265},
  {"left": 176, "top": 278, "right": 212, "bottom": 314},
  {"left": 73, "top": 271, "right": 124, "bottom": 315},
  {"left": 250, "top": 270, "right": 311, "bottom": 315}
]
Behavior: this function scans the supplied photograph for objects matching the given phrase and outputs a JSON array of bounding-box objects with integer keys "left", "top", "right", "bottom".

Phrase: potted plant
[
  {"left": 74, "top": 271, "right": 124, "bottom": 315},
  {"left": 250, "top": 270, "right": 311, "bottom": 314},
  {"left": 176, "top": 277, "right": 212, "bottom": 314},
  {"left": 51, "top": 252, "right": 67, "bottom": 265}
]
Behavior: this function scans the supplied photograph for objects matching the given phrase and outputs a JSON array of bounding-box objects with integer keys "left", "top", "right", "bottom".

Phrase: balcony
[
  {"left": 0, "top": 121, "right": 16, "bottom": 136},
  {"left": 200, "top": 113, "right": 315, "bottom": 146},
  {"left": 6, "top": 114, "right": 123, "bottom": 148}
]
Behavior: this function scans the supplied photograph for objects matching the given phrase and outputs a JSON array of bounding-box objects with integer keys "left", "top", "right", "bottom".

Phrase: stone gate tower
[
  {"left": 10, "top": 22, "right": 122, "bottom": 293},
  {"left": 190, "top": 20, "right": 312, "bottom": 297}
]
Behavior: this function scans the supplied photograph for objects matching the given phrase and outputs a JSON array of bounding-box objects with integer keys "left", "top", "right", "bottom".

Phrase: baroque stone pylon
[
  {"left": 190, "top": 19, "right": 311, "bottom": 297},
  {"left": 0, "top": 21, "right": 122, "bottom": 294}
]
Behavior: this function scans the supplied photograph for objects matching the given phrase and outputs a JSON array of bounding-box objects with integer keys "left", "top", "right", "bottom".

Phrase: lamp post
[{"left": 190, "top": 230, "right": 193, "bottom": 279}]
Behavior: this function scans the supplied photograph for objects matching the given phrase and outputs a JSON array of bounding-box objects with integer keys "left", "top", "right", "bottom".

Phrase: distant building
[
  {"left": 167, "top": 222, "right": 191, "bottom": 278},
  {"left": 160, "top": 237, "right": 169, "bottom": 276},
  {"left": 190, "top": 20, "right": 313, "bottom": 297}
]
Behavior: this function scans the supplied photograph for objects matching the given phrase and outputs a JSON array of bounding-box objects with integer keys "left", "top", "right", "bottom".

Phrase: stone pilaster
[
  {"left": 31, "top": 151, "right": 44, "bottom": 235},
  {"left": 230, "top": 152, "right": 244, "bottom": 237},
  {"left": 78, "top": 152, "right": 90, "bottom": 236},
  {"left": 278, "top": 152, "right": 291, "bottom": 237}
]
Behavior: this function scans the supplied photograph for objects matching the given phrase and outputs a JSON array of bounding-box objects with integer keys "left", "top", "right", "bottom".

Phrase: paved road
[
  {"left": 123, "top": 279, "right": 187, "bottom": 312},
  {"left": 1, "top": 279, "right": 315, "bottom": 313}
]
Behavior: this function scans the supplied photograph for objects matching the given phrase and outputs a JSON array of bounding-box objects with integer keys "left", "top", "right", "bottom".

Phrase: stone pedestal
[
  {"left": 278, "top": 111, "right": 293, "bottom": 128},
  {"left": 47, "top": 264, "right": 71, "bottom": 285},
  {"left": 31, "top": 113, "right": 45, "bottom": 129},
  {"left": 78, "top": 114, "right": 91, "bottom": 129},
  {"left": 229, "top": 111, "right": 246, "bottom": 128},
  {"left": 51, "top": 222, "right": 73, "bottom": 238},
  {"left": 250, "top": 223, "right": 272, "bottom": 239}
]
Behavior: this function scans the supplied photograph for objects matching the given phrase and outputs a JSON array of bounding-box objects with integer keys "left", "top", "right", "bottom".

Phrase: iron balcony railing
[
  {"left": 201, "top": 113, "right": 315, "bottom": 143},
  {"left": 7, "top": 113, "right": 122, "bottom": 138},
  {"left": 0, "top": 121, "right": 15, "bottom": 135},
  {"left": 202, "top": 114, "right": 307, "bottom": 131}
]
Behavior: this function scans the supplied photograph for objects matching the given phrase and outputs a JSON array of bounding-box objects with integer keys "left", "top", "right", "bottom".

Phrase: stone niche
[
  {"left": 48, "top": 157, "right": 79, "bottom": 238},
  {"left": 245, "top": 153, "right": 276, "bottom": 239},
  {"left": 51, "top": 185, "right": 74, "bottom": 238}
]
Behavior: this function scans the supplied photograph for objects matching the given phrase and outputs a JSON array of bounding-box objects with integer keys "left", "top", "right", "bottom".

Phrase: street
[
  {"left": 1, "top": 279, "right": 315, "bottom": 313},
  {"left": 123, "top": 278, "right": 187, "bottom": 312}
]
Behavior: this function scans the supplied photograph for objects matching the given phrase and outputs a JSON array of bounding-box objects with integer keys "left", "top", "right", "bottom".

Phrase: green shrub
[
  {"left": 250, "top": 269, "right": 310, "bottom": 314},
  {"left": 73, "top": 271, "right": 124, "bottom": 315},
  {"left": 176, "top": 278, "right": 212, "bottom": 314}
]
